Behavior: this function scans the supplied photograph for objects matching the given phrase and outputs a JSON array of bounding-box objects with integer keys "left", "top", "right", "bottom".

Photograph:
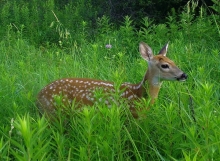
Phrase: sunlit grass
[{"left": 0, "top": 5, "right": 220, "bottom": 160}]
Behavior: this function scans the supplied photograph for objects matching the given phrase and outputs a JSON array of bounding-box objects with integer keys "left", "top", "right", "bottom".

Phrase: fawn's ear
[
  {"left": 158, "top": 42, "right": 169, "bottom": 56},
  {"left": 139, "top": 42, "right": 153, "bottom": 61}
]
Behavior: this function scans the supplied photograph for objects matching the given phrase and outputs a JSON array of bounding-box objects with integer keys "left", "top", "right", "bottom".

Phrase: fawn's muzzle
[{"left": 177, "top": 73, "right": 187, "bottom": 81}]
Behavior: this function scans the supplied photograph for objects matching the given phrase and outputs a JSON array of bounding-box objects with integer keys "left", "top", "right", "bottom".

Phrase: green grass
[{"left": 1, "top": 3, "right": 220, "bottom": 160}]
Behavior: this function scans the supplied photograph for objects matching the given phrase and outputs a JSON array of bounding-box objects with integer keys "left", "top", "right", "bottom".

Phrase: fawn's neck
[{"left": 138, "top": 69, "right": 162, "bottom": 104}]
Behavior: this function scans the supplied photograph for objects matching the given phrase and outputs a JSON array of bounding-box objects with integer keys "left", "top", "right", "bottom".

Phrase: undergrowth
[{"left": 0, "top": 1, "right": 220, "bottom": 160}]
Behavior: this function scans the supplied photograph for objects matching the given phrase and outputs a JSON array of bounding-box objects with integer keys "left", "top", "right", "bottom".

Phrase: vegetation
[{"left": 0, "top": 0, "right": 220, "bottom": 160}]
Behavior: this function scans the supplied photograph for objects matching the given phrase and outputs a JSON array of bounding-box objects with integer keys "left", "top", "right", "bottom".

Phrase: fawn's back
[{"left": 37, "top": 78, "right": 144, "bottom": 116}]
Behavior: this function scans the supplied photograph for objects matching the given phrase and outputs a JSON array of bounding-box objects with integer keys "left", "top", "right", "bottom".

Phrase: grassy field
[{"left": 1, "top": 2, "right": 220, "bottom": 161}]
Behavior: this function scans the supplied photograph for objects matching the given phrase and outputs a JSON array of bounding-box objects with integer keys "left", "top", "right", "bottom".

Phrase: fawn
[{"left": 37, "top": 42, "right": 187, "bottom": 118}]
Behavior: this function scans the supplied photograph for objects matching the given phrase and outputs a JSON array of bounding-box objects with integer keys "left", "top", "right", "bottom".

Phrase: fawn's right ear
[
  {"left": 158, "top": 42, "right": 169, "bottom": 56},
  {"left": 139, "top": 42, "right": 153, "bottom": 61}
]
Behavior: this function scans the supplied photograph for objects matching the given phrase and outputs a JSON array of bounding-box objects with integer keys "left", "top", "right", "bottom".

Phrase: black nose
[
  {"left": 181, "top": 73, "right": 187, "bottom": 79},
  {"left": 177, "top": 73, "right": 187, "bottom": 81}
]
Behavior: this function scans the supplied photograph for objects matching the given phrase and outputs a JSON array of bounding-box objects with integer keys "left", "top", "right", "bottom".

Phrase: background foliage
[{"left": 0, "top": 0, "right": 215, "bottom": 46}]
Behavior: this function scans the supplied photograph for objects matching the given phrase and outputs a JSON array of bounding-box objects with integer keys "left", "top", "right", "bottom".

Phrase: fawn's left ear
[{"left": 158, "top": 42, "right": 169, "bottom": 56}]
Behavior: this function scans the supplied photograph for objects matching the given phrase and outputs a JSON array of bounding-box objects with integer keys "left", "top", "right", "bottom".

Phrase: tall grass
[{"left": 0, "top": 1, "right": 220, "bottom": 160}]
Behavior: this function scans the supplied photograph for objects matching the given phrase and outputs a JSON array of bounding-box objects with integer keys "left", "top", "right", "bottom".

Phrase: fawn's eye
[{"left": 161, "top": 64, "right": 169, "bottom": 69}]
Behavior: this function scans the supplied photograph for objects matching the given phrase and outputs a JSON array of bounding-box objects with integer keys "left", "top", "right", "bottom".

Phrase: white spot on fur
[
  {"left": 128, "top": 95, "right": 134, "bottom": 100},
  {"left": 46, "top": 100, "right": 50, "bottom": 106}
]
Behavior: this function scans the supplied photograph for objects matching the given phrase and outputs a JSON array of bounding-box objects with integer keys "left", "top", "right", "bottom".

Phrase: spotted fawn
[{"left": 37, "top": 42, "right": 187, "bottom": 118}]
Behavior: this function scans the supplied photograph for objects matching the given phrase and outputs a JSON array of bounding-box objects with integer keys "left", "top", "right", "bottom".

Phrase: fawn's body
[{"left": 37, "top": 42, "right": 187, "bottom": 118}]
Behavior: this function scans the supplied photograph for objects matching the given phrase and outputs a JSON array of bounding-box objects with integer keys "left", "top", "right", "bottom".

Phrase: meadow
[{"left": 0, "top": 1, "right": 220, "bottom": 160}]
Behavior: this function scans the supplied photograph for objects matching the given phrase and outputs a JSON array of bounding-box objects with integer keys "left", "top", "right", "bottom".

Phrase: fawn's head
[{"left": 139, "top": 42, "right": 187, "bottom": 85}]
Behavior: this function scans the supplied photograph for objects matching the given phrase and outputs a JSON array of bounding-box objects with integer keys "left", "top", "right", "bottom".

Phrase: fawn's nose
[
  {"left": 181, "top": 73, "right": 187, "bottom": 79},
  {"left": 177, "top": 73, "right": 187, "bottom": 81}
]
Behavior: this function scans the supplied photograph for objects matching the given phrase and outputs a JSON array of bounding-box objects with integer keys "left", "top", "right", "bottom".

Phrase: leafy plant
[{"left": 0, "top": 0, "right": 220, "bottom": 160}]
